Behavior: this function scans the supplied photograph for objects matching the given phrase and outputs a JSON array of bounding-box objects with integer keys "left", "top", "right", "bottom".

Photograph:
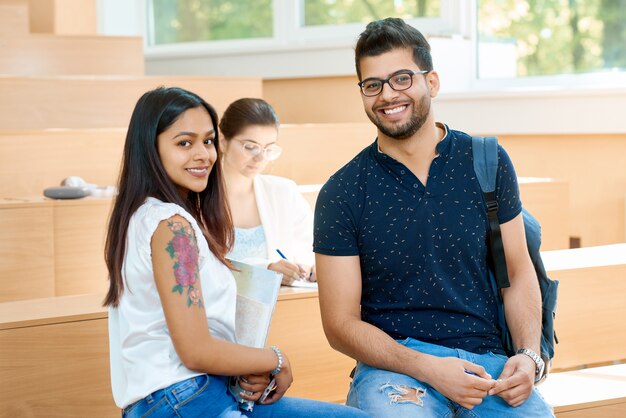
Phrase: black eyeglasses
[{"left": 358, "top": 69, "right": 430, "bottom": 97}]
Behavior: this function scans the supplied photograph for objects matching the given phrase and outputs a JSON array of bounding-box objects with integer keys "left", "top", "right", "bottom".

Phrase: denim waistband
[{"left": 123, "top": 374, "right": 215, "bottom": 415}]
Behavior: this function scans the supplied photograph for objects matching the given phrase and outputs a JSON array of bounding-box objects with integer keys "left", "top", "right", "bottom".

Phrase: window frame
[
  {"left": 144, "top": 0, "right": 468, "bottom": 59},
  {"left": 470, "top": 0, "right": 626, "bottom": 91}
]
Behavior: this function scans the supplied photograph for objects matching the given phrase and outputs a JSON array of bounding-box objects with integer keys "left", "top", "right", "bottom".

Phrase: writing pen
[
  {"left": 275, "top": 248, "right": 312, "bottom": 280},
  {"left": 258, "top": 377, "right": 277, "bottom": 403}
]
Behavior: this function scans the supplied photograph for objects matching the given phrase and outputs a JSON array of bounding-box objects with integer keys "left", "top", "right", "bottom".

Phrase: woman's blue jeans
[
  {"left": 122, "top": 374, "right": 370, "bottom": 418},
  {"left": 346, "top": 338, "right": 554, "bottom": 418}
]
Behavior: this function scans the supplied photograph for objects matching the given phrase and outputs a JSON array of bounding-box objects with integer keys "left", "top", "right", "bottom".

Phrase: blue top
[
  {"left": 229, "top": 225, "right": 268, "bottom": 262},
  {"left": 313, "top": 126, "right": 522, "bottom": 354}
]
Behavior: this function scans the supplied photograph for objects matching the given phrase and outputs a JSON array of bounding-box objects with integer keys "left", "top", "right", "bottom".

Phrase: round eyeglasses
[
  {"left": 358, "top": 69, "right": 430, "bottom": 97},
  {"left": 237, "top": 139, "right": 282, "bottom": 161}
]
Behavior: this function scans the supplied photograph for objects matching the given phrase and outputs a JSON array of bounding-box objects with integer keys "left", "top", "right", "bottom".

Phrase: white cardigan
[{"left": 233, "top": 174, "right": 315, "bottom": 268}]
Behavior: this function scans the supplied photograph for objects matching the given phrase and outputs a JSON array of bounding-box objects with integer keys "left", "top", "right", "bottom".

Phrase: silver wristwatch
[{"left": 516, "top": 348, "right": 545, "bottom": 383}]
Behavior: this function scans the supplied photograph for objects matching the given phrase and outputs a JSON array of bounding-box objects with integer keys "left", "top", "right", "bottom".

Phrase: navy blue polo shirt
[{"left": 313, "top": 125, "right": 522, "bottom": 355}]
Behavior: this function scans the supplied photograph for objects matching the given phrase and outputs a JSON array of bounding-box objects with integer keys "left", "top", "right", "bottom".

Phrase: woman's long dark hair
[{"left": 103, "top": 87, "right": 233, "bottom": 307}]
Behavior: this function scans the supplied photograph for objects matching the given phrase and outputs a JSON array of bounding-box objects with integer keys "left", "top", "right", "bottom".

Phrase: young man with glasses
[{"left": 314, "top": 18, "right": 553, "bottom": 417}]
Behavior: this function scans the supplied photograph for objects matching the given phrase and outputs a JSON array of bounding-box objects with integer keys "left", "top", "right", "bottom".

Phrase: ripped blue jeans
[
  {"left": 123, "top": 374, "right": 369, "bottom": 418},
  {"left": 347, "top": 338, "right": 554, "bottom": 418}
]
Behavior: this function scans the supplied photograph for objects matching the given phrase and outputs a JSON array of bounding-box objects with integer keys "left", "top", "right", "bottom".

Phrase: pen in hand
[
  {"left": 275, "top": 249, "right": 309, "bottom": 282},
  {"left": 275, "top": 248, "right": 288, "bottom": 260}
]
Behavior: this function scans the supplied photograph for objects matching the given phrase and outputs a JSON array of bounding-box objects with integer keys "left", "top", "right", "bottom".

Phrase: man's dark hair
[{"left": 355, "top": 17, "right": 433, "bottom": 80}]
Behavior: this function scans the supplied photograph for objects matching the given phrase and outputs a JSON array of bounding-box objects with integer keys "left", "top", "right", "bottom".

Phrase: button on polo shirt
[{"left": 314, "top": 126, "right": 522, "bottom": 354}]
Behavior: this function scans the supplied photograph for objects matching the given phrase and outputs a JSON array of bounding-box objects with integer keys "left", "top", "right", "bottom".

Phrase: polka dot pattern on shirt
[{"left": 314, "top": 126, "right": 522, "bottom": 354}]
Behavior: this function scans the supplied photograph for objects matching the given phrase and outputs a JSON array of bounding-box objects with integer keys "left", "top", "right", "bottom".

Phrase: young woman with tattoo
[{"left": 103, "top": 87, "right": 368, "bottom": 418}]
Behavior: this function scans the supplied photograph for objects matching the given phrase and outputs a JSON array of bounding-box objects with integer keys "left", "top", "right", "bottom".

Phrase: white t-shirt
[{"left": 108, "top": 197, "right": 236, "bottom": 408}]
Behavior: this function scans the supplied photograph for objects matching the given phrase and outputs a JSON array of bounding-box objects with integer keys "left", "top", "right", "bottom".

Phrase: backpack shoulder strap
[
  {"left": 471, "top": 135, "right": 499, "bottom": 193},
  {"left": 471, "top": 135, "right": 511, "bottom": 289}
]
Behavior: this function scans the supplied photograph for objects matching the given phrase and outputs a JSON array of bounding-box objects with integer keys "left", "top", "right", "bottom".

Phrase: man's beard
[{"left": 367, "top": 94, "right": 431, "bottom": 140}]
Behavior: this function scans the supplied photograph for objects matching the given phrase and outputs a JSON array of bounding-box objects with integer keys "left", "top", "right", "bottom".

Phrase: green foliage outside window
[
  {"left": 478, "top": 0, "right": 626, "bottom": 78},
  {"left": 303, "top": 0, "right": 440, "bottom": 26},
  {"left": 151, "top": 0, "right": 272, "bottom": 45},
  {"left": 150, "top": 0, "right": 440, "bottom": 45}
]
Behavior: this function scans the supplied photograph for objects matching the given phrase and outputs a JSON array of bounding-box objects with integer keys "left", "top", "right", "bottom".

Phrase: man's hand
[
  {"left": 426, "top": 357, "right": 497, "bottom": 410},
  {"left": 489, "top": 354, "right": 535, "bottom": 406}
]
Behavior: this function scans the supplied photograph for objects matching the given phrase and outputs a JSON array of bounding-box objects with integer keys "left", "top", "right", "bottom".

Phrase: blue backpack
[{"left": 471, "top": 135, "right": 558, "bottom": 382}]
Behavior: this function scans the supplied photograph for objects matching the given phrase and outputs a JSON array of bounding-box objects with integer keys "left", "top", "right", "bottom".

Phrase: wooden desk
[
  {"left": 0, "top": 294, "right": 113, "bottom": 418},
  {"left": 267, "top": 287, "right": 354, "bottom": 403},
  {"left": 0, "top": 287, "right": 346, "bottom": 417},
  {"left": 0, "top": 198, "right": 55, "bottom": 302},
  {"left": 0, "top": 197, "right": 112, "bottom": 302}
]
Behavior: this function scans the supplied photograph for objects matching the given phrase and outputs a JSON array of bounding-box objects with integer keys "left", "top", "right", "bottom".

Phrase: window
[
  {"left": 147, "top": 0, "right": 462, "bottom": 47},
  {"left": 148, "top": 0, "right": 273, "bottom": 45},
  {"left": 303, "top": 0, "right": 440, "bottom": 26},
  {"left": 477, "top": 0, "right": 626, "bottom": 80}
]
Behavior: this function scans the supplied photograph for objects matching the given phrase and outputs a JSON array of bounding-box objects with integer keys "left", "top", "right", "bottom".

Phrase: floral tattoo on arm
[{"left": 165, "top": 221, "right": 203, "bottom": 308}]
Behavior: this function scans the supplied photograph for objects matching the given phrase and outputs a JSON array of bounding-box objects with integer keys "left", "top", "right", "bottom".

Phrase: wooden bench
[
  {"left": 0, "top": 35, "right": 144, "bottom": 76},
  {"left": 0, "top": 76, "right": 263, "bottom": 129},
  {"left": 538, "top": 364, "right": 626, "bottom": 417},
  {"left": 1, "top": 242, "right": 625, "bottom": 416},
  {"left": 0, "top": 287, "right": 352, "bottom": 417}
]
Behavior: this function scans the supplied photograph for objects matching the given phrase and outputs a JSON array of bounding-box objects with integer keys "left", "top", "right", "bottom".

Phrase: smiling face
[
  {"left": 221, "top": 124, "right": 279, "bottom": 178},
  {"left": 359, "top": 48, "right": 438, "bottom": 141},
  {"left": 157, "top": 106, "right": 217, "bottom": 198}
]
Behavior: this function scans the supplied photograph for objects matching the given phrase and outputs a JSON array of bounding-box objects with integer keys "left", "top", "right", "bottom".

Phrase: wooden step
[
  {"left": 543, "top": 244, "right": 626, "bottom": 371},
  {"left": 0, "top": 0, "right": 29, "bottom": 36},
  {"left": 0, "top": 35, "right": 144, "bottom": 76},
  {"left": 0, "top": 75, "right": 263, "bottom": 129},
  {"left": 0, "top": 129, "right": 125, "bottom": 197}
]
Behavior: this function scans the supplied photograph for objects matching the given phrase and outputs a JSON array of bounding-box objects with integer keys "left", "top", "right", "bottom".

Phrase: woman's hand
[
  {"left": 267, "top": 260, "right": 308, "bottom": 286},
  {"left": 237, "top": 373, "right": 271, "bottom": 402},
  {"left": 259, "top": 354, "right": 293, "bottom": 404}
]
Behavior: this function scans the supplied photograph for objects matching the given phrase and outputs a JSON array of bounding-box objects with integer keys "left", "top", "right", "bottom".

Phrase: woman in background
[
  {"left": 104, "top": 87, "right": 368, "bottom": 418},
  {"left": 220, "top": 98, "right": 316, "bottom": 286}
]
